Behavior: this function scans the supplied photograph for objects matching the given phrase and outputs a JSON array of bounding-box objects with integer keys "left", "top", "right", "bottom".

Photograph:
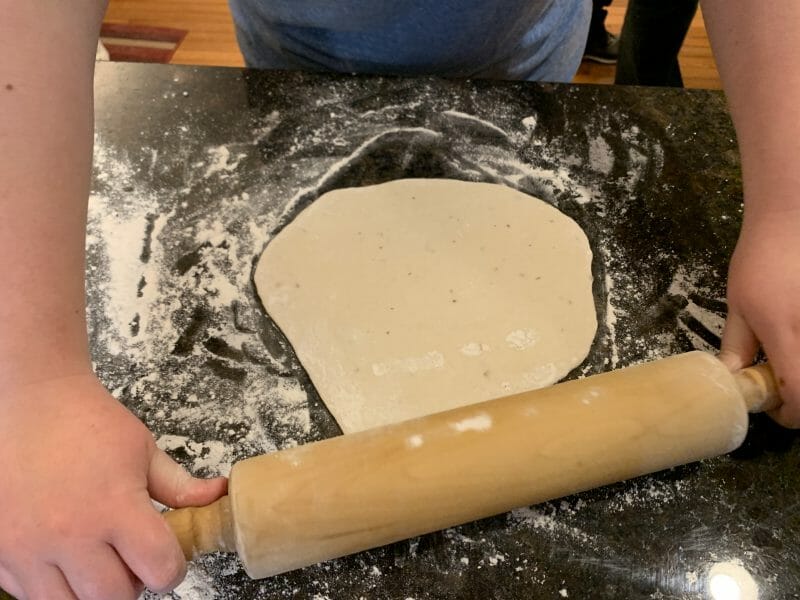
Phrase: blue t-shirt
[{"left": 229, "top": 0, "right": 591, "bottom": 82}]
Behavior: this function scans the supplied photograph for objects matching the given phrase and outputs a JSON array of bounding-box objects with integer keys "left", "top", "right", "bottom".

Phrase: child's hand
[
  {"left": 0, "top": 373, "right": 227, "bottom": 599},
  {"left": 720, "top": 209, "right": 800, "bottom": 427}
]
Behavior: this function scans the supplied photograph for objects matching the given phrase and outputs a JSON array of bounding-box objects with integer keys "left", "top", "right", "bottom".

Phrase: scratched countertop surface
[{"left": 88, "top": 62, "right": 800, "bottom": 599}]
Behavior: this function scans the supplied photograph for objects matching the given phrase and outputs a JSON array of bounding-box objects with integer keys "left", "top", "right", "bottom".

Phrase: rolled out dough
[{"left": 255, "top": 179, "right": 597, "bottom": 433}]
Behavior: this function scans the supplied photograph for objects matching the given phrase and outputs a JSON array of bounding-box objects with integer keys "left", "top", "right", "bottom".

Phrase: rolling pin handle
[
  {"left": 735, "top": 363, "right": 782, "bottom": 413},
  {"left": 163, "top": 495, "right": 236, "bottom": 560}
]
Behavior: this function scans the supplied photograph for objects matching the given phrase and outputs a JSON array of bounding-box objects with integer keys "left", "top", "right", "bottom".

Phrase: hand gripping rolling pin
[{"left": 164, "top": 351, "right": 780, "bottom": 578}]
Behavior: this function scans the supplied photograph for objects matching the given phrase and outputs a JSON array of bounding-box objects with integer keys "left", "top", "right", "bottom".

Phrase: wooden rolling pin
[{"left": 164, "top": 351, "right": 780, "bottom": 578}]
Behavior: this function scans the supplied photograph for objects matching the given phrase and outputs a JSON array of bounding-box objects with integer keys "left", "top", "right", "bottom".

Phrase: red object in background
[{"left": 100, "top": 23, "right": 188, "bottom": 63}]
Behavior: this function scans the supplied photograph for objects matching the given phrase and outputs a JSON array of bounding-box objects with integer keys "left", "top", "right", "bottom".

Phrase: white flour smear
[
  {"left": 278, "top": 127, "right": 443, "bottom": 222},
  {"left": 442, "top": 109, "right": 513, "bottom": 140},
  {"left": 669, "top": 265, "right": 727, "bottom": 353},
  {"left": 89, "top": 137, "right": 313, "bottom": 483}
]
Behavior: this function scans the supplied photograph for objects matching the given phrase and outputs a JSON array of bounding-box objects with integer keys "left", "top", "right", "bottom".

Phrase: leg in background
[
  {"left": 584, "top": 0, "right": 619, "bottom": 64},
  {"left": 615, "top": 0, "right": 699, "bottom": 87}
]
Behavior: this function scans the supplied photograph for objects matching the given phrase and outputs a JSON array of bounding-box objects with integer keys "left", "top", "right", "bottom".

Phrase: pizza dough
[{"left": 255, "top": 179, "right": 597, "bottom": 433}]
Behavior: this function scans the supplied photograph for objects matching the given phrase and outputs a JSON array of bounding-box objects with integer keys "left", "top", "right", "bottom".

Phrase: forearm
[
  {"left": 705, "top": 1, "right": 800, "bottom": 426},
  {"left": 0, "top": 1, "right": 107, "bottom": 386},
  {"left": 702, "top": 0, "right": 800, "bottom": 216}
]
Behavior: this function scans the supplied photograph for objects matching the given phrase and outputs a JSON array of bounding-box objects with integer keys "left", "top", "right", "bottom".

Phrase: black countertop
[{"left": 89, "top": 62, "right": 800, "bottom": 599}]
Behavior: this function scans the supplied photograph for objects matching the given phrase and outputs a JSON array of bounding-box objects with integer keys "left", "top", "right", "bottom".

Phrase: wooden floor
[{"left": 104, "top": 0, "right": 721, "bottom": 89}]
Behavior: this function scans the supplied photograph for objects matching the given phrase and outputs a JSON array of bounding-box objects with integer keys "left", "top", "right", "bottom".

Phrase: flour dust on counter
[
  {"left": 90, "top": 65, "right": 761, "bottom": 599},
  {"left": 88, "top": 136, "right": 319, "bottom": 477}
]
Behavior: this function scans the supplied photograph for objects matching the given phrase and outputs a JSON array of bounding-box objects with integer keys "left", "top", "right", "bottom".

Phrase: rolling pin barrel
[{"left": 165, "top": 351, "right": 779, "bottom": 578}]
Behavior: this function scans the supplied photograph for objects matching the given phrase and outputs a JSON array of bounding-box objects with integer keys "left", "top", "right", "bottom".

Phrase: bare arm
[
  {"left": 702, "top": 0, "right": 800, "bottom": 426},
  {"left": 0, "top": 3, "right": 226, "bottom": 598},
  {"left": 0, "top": 2, "right": 101, "bottom": 384}
]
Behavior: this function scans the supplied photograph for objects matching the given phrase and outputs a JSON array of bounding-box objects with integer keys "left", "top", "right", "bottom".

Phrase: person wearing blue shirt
[{"left": 229, "top": 0, "right": 591, "bottom": 81}]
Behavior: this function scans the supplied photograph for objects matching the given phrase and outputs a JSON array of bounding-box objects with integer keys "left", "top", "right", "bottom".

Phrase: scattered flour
[
  {"left": 521, "top": 115, "right": 538, "bottom": 130},
  {"left": 505, "top": 328, "right": 539, "bottom": 350},
  {"left": 521, "top": 363, "right": 560, "bottom": 388},
  {"left": 487, "top": 553, "right": 506, "bottom": 567},
  {"left": 442, "top": 109, "right": 512, "bottom": 140},
  {"left": 371, "top": 351, "right": 445, "bottom": 376},
  {"left": 449, "top": 413, "right": 493, "bottom": 432},
  {"left": 164, "top": 566, "right": 220, "bottom": 599},
  {"left": 204, "top": 145, "right": 247, "bottom": 179},
  {"left": 157, "top": 434, "right": 232, "bottom": 476},
  {"left": 278, "top": 127, "right": 442, "bottom": 222},
  {"left": 509, "top": 506, "right": 596, "bottom": 548},
  {"left": 604, "top": 270, "right": 620, "bottom": 368},
  {"left": 669, "top": 265, "right": 726, "bottom": 352},
  {"left": 90, "top": 136, "right": 313, "bottom": 485},
  {"left": 604, "top": 477, "right": 688, "bottom": 512},
  {"left": 460, "top": 342, "right": 489, "bottom": 356},
  {"left": 588, "top": 135, "right": 614, "bottom": 175}
]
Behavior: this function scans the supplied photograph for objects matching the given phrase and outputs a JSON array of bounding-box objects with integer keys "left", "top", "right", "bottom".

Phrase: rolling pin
[{"left": 164, "top": 351, "right": 780, "bottom": 578}]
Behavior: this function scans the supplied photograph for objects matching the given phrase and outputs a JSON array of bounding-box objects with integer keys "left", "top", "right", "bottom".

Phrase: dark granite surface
[{"left": 88, "top": 62, "right": 800, "bottom": 599}]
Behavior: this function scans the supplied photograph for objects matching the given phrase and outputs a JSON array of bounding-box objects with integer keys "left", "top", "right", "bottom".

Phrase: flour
[
  {"left": 165, "top": 565, "right": 220, "bottom": 599},
  {"left": 185, "top": 223, "right": 244, "bottom": 309},
  {"left": 157, "top": 434, "right": 233, "bottom": 477},
  {"left": 604, "top": 476, "right": 688, "bottom": 512},
  {"left": 479, "top": 157, "right": 595, "bottom": 205},
  {"left": 604, "top": 270, "right": 620, "bottom": 369},
  {"left": 278, "top": 127, "right": 443, "bottom": 222},
  {"left": 252, "top": 110, "right": 282, "bottom": 145},
  {"left": 669, "top": 265, "right": 726, "bottom": 352},
  {"left": 88, "top": 153, "right": 181, "bottom": 360},
  {"left": 521, "top": 363, "right": 559, "bottom": 388},
  {"left": 509, "top": 506, "right": 597, "bottom": 549},
  {"left": 487, "top": 553, "right": 506, "bottom": 567},
  {"left": 521, "top": 115, "right": 538, "bottom": 131},
  {"left": 371, "top": 351, "right": 446, "bottom": 377},
  {"left": 89, "top": 136, "right": 313, "bottom": 483},
  {"left": 460, "top": 342, "right": 489, "bottom": 356},
  {"left": 442, "top": 109, "right": 512, "bottom": 140},
  {"left": 505, "top": 328, "right": 539, "bottom": 350},
  {"left": 204, "top": 146, "right": 246, "bottom": 179},
  {"left": 588, "top": 135, "right": 614, "bottom": 176},
  {"left": 449, "top": 413, "right": 492, "bottom": 432}
]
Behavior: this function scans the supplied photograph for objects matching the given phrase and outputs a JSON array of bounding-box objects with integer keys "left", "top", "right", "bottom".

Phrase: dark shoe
[{"left": 584, "top": 31, "right": 620, "bottom": 64}]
